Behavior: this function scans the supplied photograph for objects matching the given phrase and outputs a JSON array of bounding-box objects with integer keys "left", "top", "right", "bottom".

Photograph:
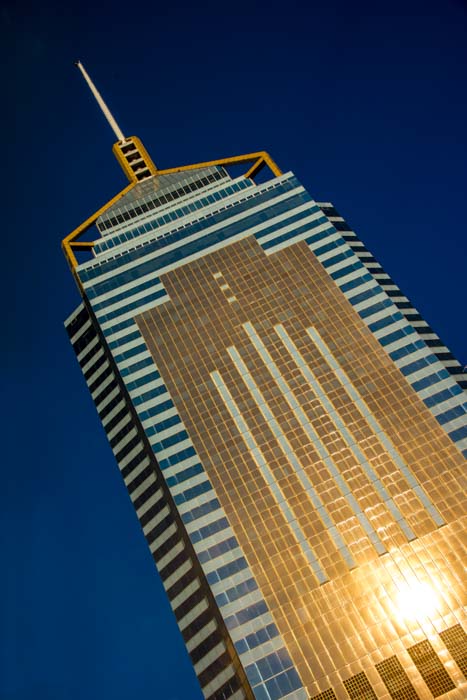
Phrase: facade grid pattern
[{"left": 65, "top": 158, "right": 467, "bottom": 700}]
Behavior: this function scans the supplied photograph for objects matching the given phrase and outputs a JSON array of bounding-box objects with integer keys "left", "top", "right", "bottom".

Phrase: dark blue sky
[{"left": 2, "top": 1, "right": 466, "bottom": 698}]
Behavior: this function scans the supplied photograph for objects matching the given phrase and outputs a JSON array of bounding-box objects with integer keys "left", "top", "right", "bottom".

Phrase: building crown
[{"left": 75, "top": 61, "right": 157, "bottom": 182}]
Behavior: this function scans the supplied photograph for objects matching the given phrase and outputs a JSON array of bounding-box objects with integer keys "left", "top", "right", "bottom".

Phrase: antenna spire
[{"left": 75, "top": 60, "right": 126, "bottom": 143}]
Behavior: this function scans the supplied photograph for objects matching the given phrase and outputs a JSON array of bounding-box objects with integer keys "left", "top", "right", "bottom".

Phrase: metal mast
[{"left": 75, "top": 60, "right": 126, "bottom": 142}]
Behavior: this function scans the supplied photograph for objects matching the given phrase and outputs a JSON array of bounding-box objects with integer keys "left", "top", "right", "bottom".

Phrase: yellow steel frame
[
  {"left": 62, "top": 150, "right": 282, "bottom": 290},
  {"left": 112, "top": 136, "right": 158, "bottom": 182}
]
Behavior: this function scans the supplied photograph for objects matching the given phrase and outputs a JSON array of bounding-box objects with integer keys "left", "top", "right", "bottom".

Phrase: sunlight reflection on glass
[{"left": 395, "top": 577, "right": 439, "bottom": 622}]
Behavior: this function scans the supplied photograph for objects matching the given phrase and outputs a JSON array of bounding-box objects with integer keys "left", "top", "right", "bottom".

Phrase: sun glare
[{"left": 396, "top": 578, "right": 439, "bottom": 621}]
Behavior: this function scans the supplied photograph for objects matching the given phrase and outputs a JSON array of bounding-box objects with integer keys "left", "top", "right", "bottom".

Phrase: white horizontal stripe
[
  {"left": 315, "top": 240, "right": 349, "bottom": 263},
  {"left": 130, "top": 472, "right": 156, "bottom": 501},
  {"left": 101, "top": 295, "right": 169, "bottom": 330},
  {"left": 210, "top": 568, "right": 253, "bottom": 596},
  {"left": 77, "top": 335, "right": 99, "bottom": 363},
  {"left": 186, "top": 506, "right": 225, "bottom": 534},
  {"left": 358, "top": 306, "right": 396, "bottom": 327},
  {"left": 178, "top": 598, "right": 209, "bottom": 632},
  {"left": 101, "top": 400, "right": 127, "bottom": 428},
  {"left": 264, "top": 221, "right": 335, "bottom": 256},
  {"left": 102, "top": 323, "right": 138, "bottom": 343},
  {"left": 81, "top": 347, "right": 105, "bottom": 375},
  {"left": 162, "top": 454, "right": 200, "bottom": 480},
  {"left": 194, "top": 641, "right": 226, "bottom": 675},
  {"left": 156, "top": 539, "right": 185, "bottom": 571},
  {"left": 107, "top": 414, "right": 132, "bottom": 442},
  {"left": 137, "top": 392, "right": 173, "bottom": 414},
  {"left": 323, "top": 254, "right": 358, "bottom": 275},
  {"left": 118, "top": 443, "right": 144, "bottom": 471},
  {"left": 68, "top": 318, "right": 92, "bottom": 344},
  {"left": 430, "top": 396, "right": 467, "bottom": 415},
  {"left": 150, "top": 437, "right": 192, "bottom": 458},
  {"left": 201, "top": 666, "right": 235, "bottom": 696},
  {"left": 256, "top": 206, "right": 324, "bottom": 245},
  {"left": 90, "top": 371, "right": 115, "bottom": 400},
  {"left": 64, "top": 303, "right": 85, "bottom": 328},
  {"left": 115, "top": 350, "right": 152, "bottom": 371},
  {"left": 352, "top": 290, "right": 386, "bottom": 313},
  {"left": 442, "top": 414, "right": 467, "bottom": 433},
  {"left": 146, "top": 421, "right": 186, "bottom": 443},
  {"left": 163, "top": 559, "right": 193, "bottom": 592},
  {"left": 112, "top": 426, "right": 137, "bottom": 454},
  {"left": 372, "top": 317, "right": 407, "bottom": 340},
  {"left": 331, "top": 266, "right": 366, "bottom": 288},
  {"left": 171, "top": 578, "right": 201, "bottom": 611},
  {"left": 86, "top": 359, "right": 110, "bottom": 386},
  {"left": 96, "top": 385, "right": 120, "bottom": 413},
  {"left": 128, "top": 371, "right": 164, "bottom": 398},
  {"left": 124, "top": 457, "right": 151, "bottom": 487},
  {"left": 169, "top": 472, "right": 208, "bottom": 497},
  {"left": 97, "top": 175, "right": 255, "bottom": 258},
  {"left": 143, "top": 504, "right": 170, "bottom": 535},
  {"left": 228, "top": 611, "right": 275, "bottom": 643},
  {"left": 177, "top": 488, "right": 217, "bottom": 516},
  {"left": 397, "top": 346, "right": 439, "bottom": 369},
  {"left": 237, "top": 634, "right": 286, "bottom": 667},
  {"left": 149, "top": 522, "right": 178, "bottom": 553},
  {"left": 111, "top": 337, "right": 146, "bottom": 357},
  {"left": 95, "top": 282, "right": 166, "bottom": 318},
  {"left": 141, "top": 407, "right": 179, "bottom": 430},
  {"left": 200, "top": 546, "right": 244, "bottom": 576},
  {"left": 192, "top": 526, "right": 232, "bottom": 555},
  {"left": 218, "top": 588, "right": 263, "bottom": 619},
  {"left": 136, "top": 489, "right": 164, "bottom": 519},
  {"left": 186, "top": 620, "right": 217, "bottom": 653},
  {"left": 82, "top": 179, "right": 302, "bottom": 287}
]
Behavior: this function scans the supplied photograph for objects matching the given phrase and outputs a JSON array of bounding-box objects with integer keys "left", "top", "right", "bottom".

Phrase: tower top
[
  {"left": 75, "top": 60, "right": 126, "bottom": 142},
  {"left": 74, "top": 60, "right": 157, "bottom": 182}
]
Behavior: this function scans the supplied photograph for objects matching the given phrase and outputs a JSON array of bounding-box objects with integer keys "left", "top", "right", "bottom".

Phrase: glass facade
[{"left": 65, "top": 151, "right": 466, "bottom": 700}]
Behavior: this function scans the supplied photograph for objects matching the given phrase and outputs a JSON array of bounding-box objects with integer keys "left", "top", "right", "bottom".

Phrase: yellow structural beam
[
  {"left": 62, "top": 181, "right": 137, "bottom": 286},
  {"left": 113, "top": 136, "right": 158, "bottom": 183},
  {"left": 63, "top": 151, "right": 282, "bottom": 291},
  {"left": 155, "top": 151, "right": 282, "bottom": 179}
]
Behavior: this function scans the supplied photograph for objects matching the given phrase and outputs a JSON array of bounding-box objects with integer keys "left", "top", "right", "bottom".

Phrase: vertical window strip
[
  {"left": 439, "top": 624, "right": 467, "bottom": 677},
  {"left": 306, "top": 327, "right": 445, "bottom": 528},
  {"left": 274, "top": 323, "right": 415, "bottom": 543},
  {"left": 242, "top": 322, "right": 355, "bottom": 568},
  {"left": 211, "top": 369, "right": 328, "bottom": 585},
  {"left": 230, "top": 339, "right": 385, "bottom": 557}
]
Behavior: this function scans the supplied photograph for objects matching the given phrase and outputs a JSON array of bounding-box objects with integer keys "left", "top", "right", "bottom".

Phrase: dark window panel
[
  {"left": 310, "top": 689, "right": 337, "bottom": 700},
  {"left": 407, "top": 640, "right": 455, "bottom": 697},
  {"left": 343, "top": 671, "right": 377, "bottom": 700},
  {"left": 439, "top": 624, "right": 467, "bottom": 677},
  {"left": 375, "top": 656, "right": 420, "bottom": 700}
]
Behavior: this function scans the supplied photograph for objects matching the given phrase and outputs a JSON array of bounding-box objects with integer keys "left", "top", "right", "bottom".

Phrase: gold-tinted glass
[
  {"left": 343, "top": 671, "right": 378, "bottom": 699},
  {"left": 407, "top": 640, "right": 455, "bottom": 697},
  {"left": 375, "top": 656, "right": 420, "bottom": 700},
  {"left": 439, "top": 624, "right": 467, "bottom": 677},
  {"left": 311, "top": 689, "right": 337, "bottom": 700},
  {"left": 136, "top": 236, "right": 466, "bottom": 699}
]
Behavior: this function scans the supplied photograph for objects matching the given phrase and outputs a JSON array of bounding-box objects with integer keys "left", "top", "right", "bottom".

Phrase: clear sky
[{"left": 2, "top": 1, "right": 466, "bottom": 698}]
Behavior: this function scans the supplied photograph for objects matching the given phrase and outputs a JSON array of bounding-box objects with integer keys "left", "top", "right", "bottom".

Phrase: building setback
[{"left": 64, "top": 66, "right": 467, "bottom": 700}]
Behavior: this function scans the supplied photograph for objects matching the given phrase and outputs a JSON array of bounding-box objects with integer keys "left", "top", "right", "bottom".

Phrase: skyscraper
[{"left": 64, "top": 65, "right": 467, "bottom": 700}]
